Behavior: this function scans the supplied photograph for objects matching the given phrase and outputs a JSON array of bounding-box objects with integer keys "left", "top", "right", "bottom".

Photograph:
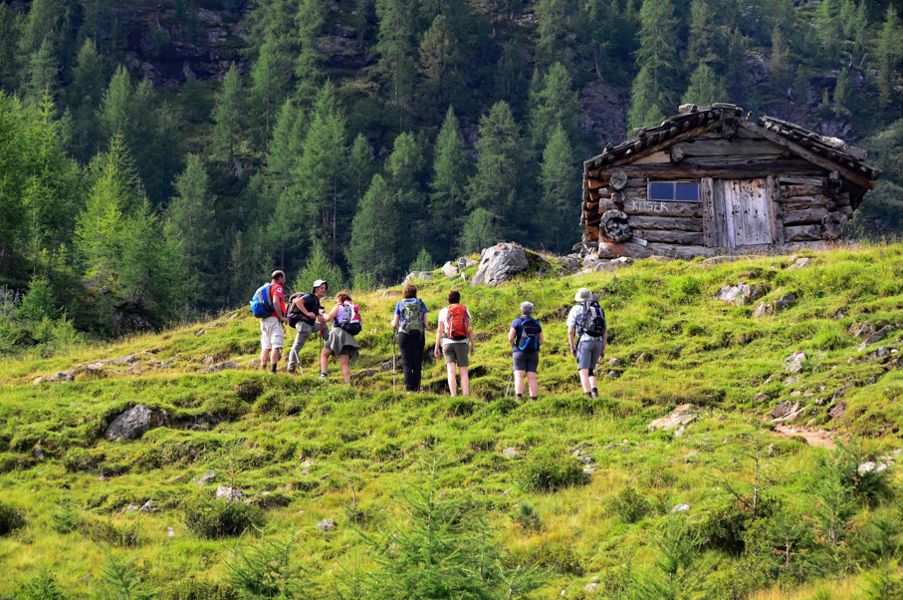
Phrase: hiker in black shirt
[{"left": 286, "top": 279, "right": 328, "bottom": 375}]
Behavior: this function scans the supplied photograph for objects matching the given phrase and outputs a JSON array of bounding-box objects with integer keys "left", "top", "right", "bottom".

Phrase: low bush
[
  {"left": 512, "top": 503, "right": 542, "bottom": 532},
  {"left": 227, "top": 538, "right": 307, "bottom": 598},
  {"left": 161, "top": 578, "right": 240, "bottom": 600},
  {"left": 183, "top": 497, "right": 264, "bottom": 539},
  {"left": 84, "top": 517, "right": 142, "bottom": 547},
  {"left": 50, "top": 498, "right": 80, "bottom": 534},
  {"left": 609, "top": 486, "right": 653, "bottom": 524},
  {"left": 16, "top": 571, "right": 67, "bottom": 600},
  {"left": 0, "top": 501, "right": 26, "bottom": 535},
  {"left": 519, "top": 448, "right": 589, "bottom": 493}
]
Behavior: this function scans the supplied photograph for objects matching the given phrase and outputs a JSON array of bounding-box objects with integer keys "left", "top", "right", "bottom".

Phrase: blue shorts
[
  {"left": 576, "top": 339, "right": 604, "bottom": 373},
  {"left": 512, "top": 351, "right": 539, "bottom": 373}
]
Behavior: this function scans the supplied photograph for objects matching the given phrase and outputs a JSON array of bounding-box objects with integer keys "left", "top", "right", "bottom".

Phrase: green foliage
[
  {"left": 0, "top": 501, "right": 26, "bottom": 535},
  {"left": 97, "top": 554, "right": 156, "bottom": 600},
  {"left": 428, "top": 107, "right": 469, "bottom": 258},
  {"left": 609, "top": 486, "right": 653, "bottom": 524},
  {"left": 863, "top": 561, "right": 903, "bottom": 600},
  {"left": 226, "top": 537, "right": 307, "bottom": 597},
  {"left": 376, "top": 0, "right": 417, "bottom": 122},
  {"left": 877, "top": 5, "right": 903, "bottom": 109},
  {"left": 628, "top": 0, "right": 680, "bottom": 131},
  {"left": 418, "top": 15, "right": 463, "bottom": 119},
  {"left": 293, "top": 240, "right": 346, "bottom": 294},
  {"left": 513, "top": 502, "right": 543, "bottom": 532},
  {"left": 538, "top": 125, "right": 578, "bottom": 252},
  {"left": 17, "top": 276, "right": 58, "bottom": 321},
  {"left": 528, "top": 62, "right": 579, "bottom": 151},
  {"left": 519, "top": 447, "right": 589, "bottom": 492},
  {"left": 49, "top": 497, "right": 81, "bottom": 534},
  {"left": 682, "top": 62, "right": 727, "bottom": 106},
  {"left": 160, "top": 579, "right": 239, "bottom": 600},
  {"left": 15, "top": 571, "right": 67, "bottom": 600},
  {"left": 183, "top": 497, "right": 265, "bottom": 539},
  {"left": 459, "top": 207, "right": 499, "bottom": 254},
  {"left": 409, "top": 248, "right": 434, "bottom": 273},
  {"left": 348, "top": 174, "right": 398, "bottom": 284},
  {"left": 212, "top": 64, "right": 247, "bottom": 166}
]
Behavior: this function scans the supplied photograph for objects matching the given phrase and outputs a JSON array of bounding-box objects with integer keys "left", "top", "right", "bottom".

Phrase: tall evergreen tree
[
  {"left": 347, "top": 134, "right": 375, "bottom": 207},
  {"left": 535, "top": 0, "right": 573, "bottom": 68},
  {"left": 23, "top": 39, "right": 58, "bottom": 103},
  {"left": 459, "top": 208, "right": 498, "bottom": 254},
  {"left": 97, "top": 65, "right": 132, "bottom": 139},
  {"left": 166, "top": 154, "right": 217, "bottom": 294},
  {"left": 249, "top": 33, "right": 294, "bottom": 148},
  {"left": 527, "top": 62, "right": 579, "bottom": 151},
  {"left": 385, "top": 131, "right": 426, "bottom": 266},
  {"left": 418, "top": 15, "right": 463, "bottom": 120},
  {"left": 65, "top": 39, "right": 107, "bottom": 161},
  {"left": 295, "top": 0, "right": 326, "bottom": 103},
  {"left": 687, "top": 0, "right": 717, "bottom": 67},
  {"left": 376, "top": 0, "right": 417, "bottom": 124},
  {"left": 429, "top": 107, "right": 469, "bottom": 259},
  {"left": 682, "top": 62, "right": 727, "bottom": 106},
  {"left": 627, "top": 0, "right": 680, "bottom": 131},
  {"left": 347, "top": 174, "right": 398, "bottom": 284},
  {"left": 211, "top": 64, "right": 247, "bottom": 170},
  {"left": 0, "top": 4, "right": 21, "bottom": 91},
  {"left": 769, "top": 25, "right": 792, "bottom": 95},
  {"left": 538, "top": 125, "right": 577, "bottom": 252},
  {"left": 877, "top": 5, "right": 902, "bottom": 109},
  {"left": 814, "top": 0, "right": 842, "bottom": 63},
  {"left": 466, "top": 101, "right": 526, "bottom": 241}
]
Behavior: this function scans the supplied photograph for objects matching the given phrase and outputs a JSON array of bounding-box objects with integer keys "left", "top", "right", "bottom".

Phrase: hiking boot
[
  {"left": 591, "top": 388, "right": 599, "bottom": 399},
  {"left": 270, "top": 363, "right": 277, "bottom": 374},
  {"left": 319, "top": 372, "right": 327, "bottom": 380},
  {"left": 515, "top": 393, "right": 523, "bottom": 401}
]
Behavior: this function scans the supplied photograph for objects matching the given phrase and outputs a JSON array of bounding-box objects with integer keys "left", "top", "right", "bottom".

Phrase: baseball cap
[{"left": 312, "top": 279, "right": 328, "bottom": 290}]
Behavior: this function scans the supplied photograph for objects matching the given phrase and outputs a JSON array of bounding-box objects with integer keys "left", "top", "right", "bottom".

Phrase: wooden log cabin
[{"left": 582, "top": 104, "right": 881, "bottom": 259}]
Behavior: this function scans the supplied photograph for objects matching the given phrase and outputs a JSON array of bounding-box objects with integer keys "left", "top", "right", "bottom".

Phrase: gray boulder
[
  {"left": 471, "top": 243, "right": 529, "bottom": 286},
  {"left": 316, "top": 519, "right": 337, "bottom": 532},
  {"left": 105, "top": 404, "right": 168, "bottom": 441},
  {"left": 403, "top": 271, "right": 434, "bottom": 283},
  {"left": 441, "top": 261, "right": 459, "bottom": 277},
  {"left": 784, "top": 351, "right": 807, "bottom": 373},
  {"left": 717, "top": 283, "right": 768, "bottom": 306},
  {"left": 216, "top": 486, "right": 243, "bottom": 502},
  {"left": 648, "top": 404, "right": 700, "bottom": 432}
]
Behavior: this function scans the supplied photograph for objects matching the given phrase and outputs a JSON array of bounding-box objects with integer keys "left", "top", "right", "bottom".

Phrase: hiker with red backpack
[
  {"left": 434, "top": 290, "right": 475, "bottom": 397},
  {"left": 508, "top": 301, "right": 544, "bottom": 401},
  {"left": 250, "top": 270, "right": 289, "bottom": 373},
  {"left": 567, "top": 287, "right": 607, "bottom": 399},
  {"left": 391, "top": 283, "right": 429, "bottom": 392},
  {"left": 320, "top": 290, "right": 361, "bottom": 384}
]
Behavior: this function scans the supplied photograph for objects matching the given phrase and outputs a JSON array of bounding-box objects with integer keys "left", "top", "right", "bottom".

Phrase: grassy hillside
[{"left": 1, "top": 245, "right": 901, "bottom": 599}]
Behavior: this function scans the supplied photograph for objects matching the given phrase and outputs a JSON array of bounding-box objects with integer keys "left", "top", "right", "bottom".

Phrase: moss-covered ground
[{"left": 1, "top": 245, "right": 901, "bottom": 598}]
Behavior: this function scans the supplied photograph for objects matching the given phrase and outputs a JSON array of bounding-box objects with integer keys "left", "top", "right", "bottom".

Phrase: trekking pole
[
  {"left": 505, "top": 373, "right": 512, "bottom": 398},
  {"left": 391, "top": 332, "right": 398, "bottom": 393}
]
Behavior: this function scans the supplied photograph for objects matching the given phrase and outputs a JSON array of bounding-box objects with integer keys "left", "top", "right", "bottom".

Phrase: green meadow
[{"left": 1, "top": 245, "right": 901, "bottom": 599}]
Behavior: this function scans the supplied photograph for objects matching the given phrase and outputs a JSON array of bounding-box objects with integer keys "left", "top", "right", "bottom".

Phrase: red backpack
[{"left": 445, "top": 304, "right": 470, "bottom": 340}]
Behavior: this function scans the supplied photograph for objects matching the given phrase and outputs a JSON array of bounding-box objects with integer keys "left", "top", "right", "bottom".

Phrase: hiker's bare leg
[
  {"left": 446, "top": 363, "right": 458, "bottom": 396},
  {"left": 271, "top": 348, "right": 281, "bottom": 366},
  {"left": 460, "top": 367, "right": 469, "bottom": 396},
  {"left": 513, "top": 370, "right": 525, "bottom": 395},
  {"left": 527, "top": 372, "right": 539, "bottom": 397},
  {"left": 260, "top": 348, "right": 270, "bottom": 369},
  {"left": 320, "top": 347, "right": 331, "bottom": 375},
  {"left": 339, "top": 354, "right": 351, "bottom": 384},
  {"left": 579, "top": 368, "right": 592, "bottom": 393},
  {"left": 589, "top": 374, "right": 597, "bottom": 391}
]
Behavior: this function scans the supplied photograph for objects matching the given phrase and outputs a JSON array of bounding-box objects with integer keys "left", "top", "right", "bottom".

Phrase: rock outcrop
[
  {"left": 471, "top": 243, "right": 529, "bottom": 287},
  {"left": 105, "top": 404, "right": 169, "bottom": 441}
]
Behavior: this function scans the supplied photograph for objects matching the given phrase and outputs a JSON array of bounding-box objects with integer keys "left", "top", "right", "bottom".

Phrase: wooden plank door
[{"left": 714, "top": 179, "right": 774, "bottom": 247}]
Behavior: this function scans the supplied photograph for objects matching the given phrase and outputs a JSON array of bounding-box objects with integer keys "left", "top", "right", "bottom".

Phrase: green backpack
[{"left": 398, "top": 299, "right": 425, "bottom": 334}]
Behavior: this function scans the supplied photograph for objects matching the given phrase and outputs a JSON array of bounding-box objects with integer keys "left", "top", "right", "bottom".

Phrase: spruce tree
[
  {"left": 466, "top": 101, "right": 526, "bottom": 240},
  {"left": 66, "top": 39, "right": 107, "bottom": 161},
  {"left": 682, "top": 62, "right": 727, "bottom": 106},
  {"left": 97, "top": 65, "right": 132, "bottom": 139},
  {"left": 539, "top": 125, "right": 577, "bottom": 252},
  {"left": 211, "top": 64, "right": 247, "bottom": 169},
  {"left": 266, "top": 101, "right": 307, "bottom": 270},
  {"left": 23, "top": 39, "right": 58, "bottom": 103},
  {"left": 249, "top": 33, "right": 293, "bottom": 148},
  {"left": 76, "top": 147, "right": 129, "bottom": 278},
  {"left": 814, "top": 0, "right": 841, "bottom": 63},
  {"left": 877, "top": 5, "right": 902, "bottom": 109},
  {"left": 408, "top": 248, "right": 434, "bottom": 272},
  {"left": 347, "top": 134, "right": 375, "bottom": 208},
  {"left": 429, "top": 107, "right": 469, "bottom": 259},
  {"left": 527, "top": 62, "right": 579, "bottom": 151},
  {"left": 459, "top": 208, "right": 498, "bottom": 254},
  {"left": 769, "top": 25, "right": 792, "bottom": 95},
  {"left": 347, "top": 174, "right": 399, "bottom": 284},
  {"left": 418, "top": 15, "right": 462, "bottom": 120},
  {"left": 687, "top": 0, "right": 716, "bottom": 67},
  {"left": 295, "top": 0, "right": 326, "bottom": 103},
  {"left": 494, "top": 43, "right": 530, "bottom": 114},
  {"left": 627, "top": 0, "right": 680, "bottom": 131},
  {"left": 386, "top": 131, "right": 426, "bottom": 265},
  {"left": 294, "top": 240, "right": 346, "bottom": 294},
  {"left": 376, "top": 0, "right": 417, "bottom": 124},
  {"left": 535, "top": 0, "right": 572, "bottom": 68},
  {"left": 166, "top": 154, "right": 217, "bottom": 293},
  {"left": 0, "top": 4, "right": 21, "bottom": 91}
]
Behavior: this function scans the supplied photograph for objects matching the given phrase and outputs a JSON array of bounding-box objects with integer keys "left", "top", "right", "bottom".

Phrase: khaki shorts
[
  {"left": 259, "top": 316, "right": 284, "bottom": 350},
  {"left": 442, "top": 342, "right": 469, "bottom": 367}
]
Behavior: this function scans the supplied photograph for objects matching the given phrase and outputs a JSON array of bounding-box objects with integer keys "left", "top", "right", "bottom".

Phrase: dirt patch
[{"left": 773, "top": 425, "right": 836, "bottom": 449}]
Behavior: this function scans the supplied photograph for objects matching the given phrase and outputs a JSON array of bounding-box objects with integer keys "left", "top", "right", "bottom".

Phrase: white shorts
[{"left": 259, "top": 317, "right": 284, "bottom": 350}]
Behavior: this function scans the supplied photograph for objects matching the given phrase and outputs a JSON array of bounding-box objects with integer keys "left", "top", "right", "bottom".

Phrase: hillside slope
[{"left": 1, "top": 245, "right": 901, "bottom": 598}]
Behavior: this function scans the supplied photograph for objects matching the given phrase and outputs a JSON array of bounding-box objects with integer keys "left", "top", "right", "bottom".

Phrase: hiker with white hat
[
  {"left": 285, "top": 279, "right": 328, "bottom": 375},
  {"left": 566, "top": 288, "right": 607, "bottom": 398}
]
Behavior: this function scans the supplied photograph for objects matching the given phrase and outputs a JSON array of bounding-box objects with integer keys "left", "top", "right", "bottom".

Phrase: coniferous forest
[{"left": 1, "top": 0, "right": 902, "bottom": 348}]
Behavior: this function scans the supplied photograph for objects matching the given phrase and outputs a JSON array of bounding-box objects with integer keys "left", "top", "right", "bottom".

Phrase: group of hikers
[{"left": 250, "top": 270, "right": 608, "bottom": 399}]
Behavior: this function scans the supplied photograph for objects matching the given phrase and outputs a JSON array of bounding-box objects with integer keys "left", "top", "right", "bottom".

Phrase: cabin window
[{"left": 648, "top": 181, "right": 700, "bottom": 202}]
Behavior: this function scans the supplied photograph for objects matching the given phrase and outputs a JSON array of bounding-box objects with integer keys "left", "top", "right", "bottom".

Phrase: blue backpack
[
  {"left": 250, "top": 283, "right": 275, "bottom": 318},
  {"left": 515, "top": 317, "right": 542, "bottom": 352}
]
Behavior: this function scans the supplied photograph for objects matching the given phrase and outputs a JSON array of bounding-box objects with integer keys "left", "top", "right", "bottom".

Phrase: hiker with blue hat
[{"left": 508, "top": 301, "right": 544, "bottom": 401}]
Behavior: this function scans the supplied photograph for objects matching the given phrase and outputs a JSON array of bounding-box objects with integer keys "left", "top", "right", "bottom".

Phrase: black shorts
[{"left": 512, "top": 351, "right": 539, "bottom": 373}]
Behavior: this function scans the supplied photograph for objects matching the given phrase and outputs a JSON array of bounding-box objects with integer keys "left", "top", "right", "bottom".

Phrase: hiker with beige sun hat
[{"left": 566, "top": 287, "right": 607, "bottom": 398}]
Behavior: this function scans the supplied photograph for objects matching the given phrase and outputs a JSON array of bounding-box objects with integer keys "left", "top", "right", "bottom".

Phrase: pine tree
[
  {"left": 265, "top": 101, "right": 307, "bottom": 270},
  {"left": 833, "top": 67, "right": 851, "bottom": 116},
  {"left": 627, "top": 0, "right": 680, "bottom": 131},
  {"left": 0, "top": 4, "right": 21, "bottom": 91},
  {"left": 814, "top": 0, "right": 841, "bottom": 63},
  {"left": 66, "top": 39, "right": 107, "bottom": 161},
  {"left": 687, "top": 0, "right": 716, "bottom": 67},
  {"left": 294, "top": 239, "right": 346, "bottom": 294},
  {"left": 429, "top": 107, "right": 469, "bottom": 259},
  {"left": 97, "top": 65, "right": 132, "bottom": 139},
  {"left": 682, "top": 62, "right": 727, "bottom": 106},
  {"left": 418, "top": 15, "right": 462, "bottom": 120},
  {"left": 76, "top": 148, "right": 129, "bottom": 278},
  {"left": 347, "top": 174, "right": 399, "bottom": 284},
  {"left": 376, "top": 0, "right": 417, "bottom": 124},
  {"left": 725, "top": 28, "right": 749, "bottom": 104},
  {"left": 769, "top": 25, "right": 792, "bottom": 95},
  {"left": 408, "top": 248, "right": 434, "bottom": 272},
  {"left": 877, "top": 5, "right": 902, "bottom": 109},
  {"left": 527, "top": 62, "right": 579, "bottom": 151},
  {"left": 535, "top": 0, "right": 572, "bottom": 68},
  {"left": 249, "top": 33, "right": 293, "bottom": 148},
  {"left": 459, "top": 208, "right": 498, "bottom": 254},
  {"left": 792, "top": 68, "right": 809, "bottom": 106},
  {"left": 17, "top": 276, "right": 59, "bottom": 322},
  {"left": 166, "top": 154, "right": 217, "bottom": 293},
  {"left": 385, "top": 131, "right": 426, "bottom": 266},
  {"left": 295, "top": 0, "right": 326, "bottom": 103},
  {"left": 466, "top": 101, "right": 526, "bottom": 240},
  {"left": 494, "top": 43, "right": 529, "bottom": 114},
  {"left": 539, "top": 125, "right": 577, "bottom": 252},
  {"left": 211, "top": 64, "right": 247, "bottom": 169},
  {"left": 23, "top": 39, "right": 58, "bottom": 103},
  {"left": 347, "top": 134, "right": 375, "bottom": 207}
]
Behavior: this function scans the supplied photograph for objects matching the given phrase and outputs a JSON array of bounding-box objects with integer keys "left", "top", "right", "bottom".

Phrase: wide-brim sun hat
[{"left": 574, "top": 288, "right": 592, "bottom": 302}]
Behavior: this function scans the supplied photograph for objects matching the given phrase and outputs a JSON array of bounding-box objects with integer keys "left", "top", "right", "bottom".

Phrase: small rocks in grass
[
  {"left": 572, "top": 446, "right": 593, "bottom": 464},
  {"left": 139, "top": 500, "right": 157, "bottom": 513},
  {"left": 784, "top": 351, "right": 807, "bottom": 373},
  {"left": 196, "top": 471, "right": 216, "bottom": 486},
  {"left": 607, "top": 357, "right": 622, "bottom": 367},
  {"left": 717, "top": 283, "right": 767, "bottom": 306},
  {"left": 216, "top": 486, "right": 243, "bottom": 502},
  {"left": 585, "top": 581, "right": 599, "bottom": 592},
  {"left": 770, "top": 401, "right": 802, "bottom": 422},
  {"left": 648, "top": 404, "right": 700, "bottom": 432},
  {"left": 167, "top": 526, "right": 176, "bottom": 538},
  {"left": 502, "top": 447, "right": 521, "bottom": 459},
  {"left": 788, "top": 257, "right": 812, "bottom": 270},
  {"left": 204, "top": 360, "right": 238, "bottom": 374},
  {"left": 857, "top": 461, "right": 888, "bottom": 477},
  {"left": 124, "top": 504, "right": 141, "bottom": 512},
  {"left": 441, "top": 261, "right": 459, "bottom": 277},
  {"left": 671, "top": 503, "right": 691, "bottom": 513},
  {"left": 316, "top": 519, "right": 336, "bottom": 532}
]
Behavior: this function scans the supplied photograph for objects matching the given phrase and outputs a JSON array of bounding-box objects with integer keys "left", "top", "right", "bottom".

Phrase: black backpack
[
  {"left": 286, "top": 293, "right": 307, "bottom": 328},
  {"left": 579, "top": 300, "right": 606, "bottom": 338},
  {"left": 515, "top": 317, "right": 542, "bottom": 352}
]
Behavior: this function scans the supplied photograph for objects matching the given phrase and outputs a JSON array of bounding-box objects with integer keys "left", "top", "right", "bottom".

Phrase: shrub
[
  {"left": 227, "top": 538, "right": 307, "bottom": 598},
  {"left": 161, "top": 579, "right": 239, "bottom": 600},
  {"left": 183, "top": 497, "right": 264, "bottom": 539},
  {"left": 519, "top": 448, "right": 589, "bottom": 493},
  {"left": 50, "top": 498, "right": 80, "bottom": 534},
  {"left": 863, "top": 561, "right": 903, "bottom": 600},
  {"left": 16, "top": 571, "right": 67, "bottom": 600},
  {"left": 97, "top": 554, "right": 154, "bottom": 600},
  {"left": 609, "top": 486, "right": 653, "bottom": 524},
  {"left": 0, "top": 502, "right": 26, "bottom": 535},
  {"left": 512, "top": 503, "right": 542, "bottom": 532},
  {"left": 84, "top": 517, "right": 142, "bottom": 547}
]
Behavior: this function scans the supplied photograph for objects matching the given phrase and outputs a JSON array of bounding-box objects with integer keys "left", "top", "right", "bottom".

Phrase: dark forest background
[{"left": 1, "top": 0, "right": 902, "bottom": 349}]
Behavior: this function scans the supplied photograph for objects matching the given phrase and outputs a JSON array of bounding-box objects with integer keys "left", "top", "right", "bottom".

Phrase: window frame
[{"left": 646, "top": 180, "right": 701, "bottom": 202}]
